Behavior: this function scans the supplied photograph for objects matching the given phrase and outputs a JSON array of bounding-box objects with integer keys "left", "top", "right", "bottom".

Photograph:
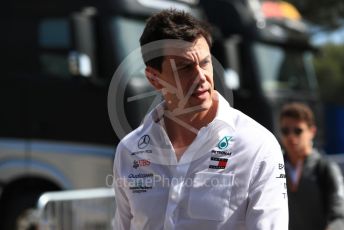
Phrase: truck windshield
[
  {"left": 112, "top": 17, "right": 145, "bottom": 62},
  {"left": 253, "top": 42, "right": 317, "bottom": 92}
]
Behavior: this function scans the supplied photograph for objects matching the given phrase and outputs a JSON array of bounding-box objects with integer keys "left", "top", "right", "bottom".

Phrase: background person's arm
[{"left": 324, "top": 160, "right": 344, "bottom": 230}]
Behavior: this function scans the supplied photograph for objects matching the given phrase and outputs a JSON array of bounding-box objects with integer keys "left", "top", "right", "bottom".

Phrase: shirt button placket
[{"left": 164, "top": 163, "right": 189, "bottom": 229}]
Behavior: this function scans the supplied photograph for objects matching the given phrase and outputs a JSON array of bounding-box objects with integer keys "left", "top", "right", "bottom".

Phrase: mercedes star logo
[{"left": 138, "top": 135, "right": 150, "bottom": 149}]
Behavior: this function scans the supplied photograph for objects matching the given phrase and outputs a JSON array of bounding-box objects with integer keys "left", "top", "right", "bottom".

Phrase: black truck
[
  {"left": 0, "top": 0, "right": 321, "bottom": 229},
  {"left": 201, "top": 0, "right": 322, "bottom": 139}
]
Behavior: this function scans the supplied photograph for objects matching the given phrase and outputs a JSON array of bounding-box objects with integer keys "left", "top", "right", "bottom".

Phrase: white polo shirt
[{"left": 113, "top": 93, "right": 288, "bottom": 230}]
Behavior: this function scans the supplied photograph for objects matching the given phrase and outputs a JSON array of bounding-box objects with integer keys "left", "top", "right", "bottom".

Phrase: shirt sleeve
[
  {"left": 113, "top": 144, "right": 132, "bottom": 230},
  {"left": 245, "top": 137, "right": 289, "bottom": 230}
]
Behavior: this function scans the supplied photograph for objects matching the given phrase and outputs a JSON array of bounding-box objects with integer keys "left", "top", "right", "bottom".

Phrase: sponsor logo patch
[
  {"left": 129, "top": 185, "right": 153, "bottom": 193},
  {"left": 131, "top": 150, "right": 152, "bottom": 156},
  {"left": 138, "top": 135, "right": 150, "bottom": 149},
  {"left": 211, "top": 149, "right": 232, "bottom": 156},
  {"left": 128, "top": 173, "right": 154, "bottom": 178},
  {"left": 276, "top": 174, "right": 286, "bottom": 178},
  {"left": 133, "top": 159, "right": 151, "bottom": 169},
  {"left": 209, "top": 157, "right": 228, "bottom": 169},
  {"left": 217, "top": 136, "right": 233, "bottom": 150},
  {"left": 127, "top": 175, "right": 154, "bottom": 193}
]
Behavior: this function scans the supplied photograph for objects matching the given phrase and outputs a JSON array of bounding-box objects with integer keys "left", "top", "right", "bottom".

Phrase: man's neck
[
  {"left": 288, "top": 148, "right": 313, "bottom": 167},
  {"left": 163, "top": 99, "right": 218, "bottom": 160}
]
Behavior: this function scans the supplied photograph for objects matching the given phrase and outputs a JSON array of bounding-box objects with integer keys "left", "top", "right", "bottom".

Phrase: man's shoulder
[
  {"left": 216, "top": 97, "right": 273, "bottom": 140},
  {"left": 317, "top": 151, "right": 343, "bottom": 175},
  {"left": 232, "top": 107, "right": 277, "bottom": 142},
  {"left": 220, "top": 107, "right": 281, "bottom": 162},
  {"left": 117, "top": 124, "right": 147, "bottom": 151}
]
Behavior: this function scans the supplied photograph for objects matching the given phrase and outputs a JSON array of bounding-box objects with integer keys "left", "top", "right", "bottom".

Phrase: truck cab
[
  {"left": 200, "top": 0, "right": 323, "bottom": 145},
  {"left": 0, "top": 0, "right": 203, "bottom": 229},
  {"left": 0, "top": 0, "right": 323, "bottom": 228}
]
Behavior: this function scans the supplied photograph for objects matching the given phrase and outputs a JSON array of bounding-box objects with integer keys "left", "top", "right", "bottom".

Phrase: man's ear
[
  {"left": 310, "top": 125, "right": 317, "bottom": 138},
  {"left": 145, "top": 66, "right": 162, "bottom": 90}
]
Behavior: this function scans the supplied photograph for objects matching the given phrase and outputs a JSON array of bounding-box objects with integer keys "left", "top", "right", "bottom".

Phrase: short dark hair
[
  {"left": 280, "top": 102, "right": 315, "bottom": 127},
  {"left": 140, "top": 9, "right": 212, "bottom": 71}
]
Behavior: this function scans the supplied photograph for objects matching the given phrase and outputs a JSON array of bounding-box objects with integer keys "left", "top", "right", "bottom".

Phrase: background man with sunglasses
[{"left": 280, "top": 102, "right": 344, "bottom": 230}]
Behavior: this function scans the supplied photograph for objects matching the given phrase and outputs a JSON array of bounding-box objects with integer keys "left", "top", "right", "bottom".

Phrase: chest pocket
[{"left": 188, "top": 171, "right": 235, "bottom": 221}]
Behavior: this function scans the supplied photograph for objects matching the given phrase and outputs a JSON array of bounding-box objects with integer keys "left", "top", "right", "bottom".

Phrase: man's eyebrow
[
  {"left": 175, "top": 55, "right": 211, "bottom": 65},
  {"left": 174, "top": 58, "right": 192, "bottom": 66},
  {"left": 200, "top": 55, "right": 211, "bottom": 62}
]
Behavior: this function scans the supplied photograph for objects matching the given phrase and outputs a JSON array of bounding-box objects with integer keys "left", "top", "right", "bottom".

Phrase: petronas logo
[{"left": 217, "top": 136, "right": 232, "bottom": 150}]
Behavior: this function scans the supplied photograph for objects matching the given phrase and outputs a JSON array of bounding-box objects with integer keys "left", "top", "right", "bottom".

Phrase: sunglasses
[{"left": 281, "top": 127, "right": 303, "bottom": 136}]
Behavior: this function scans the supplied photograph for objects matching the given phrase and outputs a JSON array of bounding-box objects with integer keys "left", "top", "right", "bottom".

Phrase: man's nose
[{"left": 194, "top": 65, "right": 206, "bottom": 82}]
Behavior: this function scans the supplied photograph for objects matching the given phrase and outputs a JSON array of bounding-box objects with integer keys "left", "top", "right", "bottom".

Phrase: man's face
[
  {"left": 280, "top": 118, "right": 316, "bottom": 158},
  {"left": 149, "top": 36, "right": 214, "bottom": 115}
]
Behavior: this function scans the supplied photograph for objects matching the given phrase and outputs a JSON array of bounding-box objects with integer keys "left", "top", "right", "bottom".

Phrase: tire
[
  {"left": 1, "top": 189, "right": 42, "bottom": 230},
  {"left": 0, "top": 180, "right": 59, "bottom": 230}
]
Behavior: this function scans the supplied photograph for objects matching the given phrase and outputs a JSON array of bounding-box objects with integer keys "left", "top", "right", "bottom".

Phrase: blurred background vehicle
[
  {"left": 1, "top": 0, "right": 343, "bottom": 229},
  {"left": 200, "top": 0, "right": 324, "bottom": 145},
  {"left": 0, "top": 0, "right": 202, "bottom": 229}
]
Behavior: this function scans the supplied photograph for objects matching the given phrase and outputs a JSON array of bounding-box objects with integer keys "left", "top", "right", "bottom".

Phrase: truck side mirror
[
  {"left": 68, "top": 51, "right": 92, "bottom": 77},
  {"left": 69, "top": 7, "right": 98, "bottom": 79},
  {"left": 224, "top": 68, "right": 240, "bottom": 90}
]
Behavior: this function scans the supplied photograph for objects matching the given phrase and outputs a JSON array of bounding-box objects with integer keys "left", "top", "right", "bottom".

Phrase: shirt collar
[
  {"left": 213, "top": 92, "right": 236, "bottom": 130},
  {"left": 144, "top": 91, "right": 236, "bottom": 130}
]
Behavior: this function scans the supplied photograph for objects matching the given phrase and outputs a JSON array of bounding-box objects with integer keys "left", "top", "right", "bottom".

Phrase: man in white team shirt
[{"left": 113, "top": 9, "right": 288, "bottom": 230}]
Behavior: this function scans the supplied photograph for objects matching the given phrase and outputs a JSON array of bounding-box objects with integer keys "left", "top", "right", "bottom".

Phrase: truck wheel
[
  {"left": 0, "top": 180, "right": 59, "bottom": 230},
  {"left": 1, "top": 189, "right": 42, "bottom": 230}
]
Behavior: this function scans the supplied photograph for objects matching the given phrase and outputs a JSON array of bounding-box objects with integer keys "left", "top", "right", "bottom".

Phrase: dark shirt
[{"left": 285, "top": 150, "right": 344, "bottom": 230}]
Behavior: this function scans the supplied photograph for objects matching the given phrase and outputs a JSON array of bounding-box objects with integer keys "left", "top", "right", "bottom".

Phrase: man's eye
[
  {"left": 177, "top": 64, "right": 193, "bottom": 71},
  {"left": 200, "top": 60, "right": 210, "bottom": 67}
]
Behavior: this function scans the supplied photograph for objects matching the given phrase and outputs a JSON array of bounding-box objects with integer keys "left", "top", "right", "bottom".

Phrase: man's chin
[{"left": 188, "top": 99, "right": 213, "bottom": 112}]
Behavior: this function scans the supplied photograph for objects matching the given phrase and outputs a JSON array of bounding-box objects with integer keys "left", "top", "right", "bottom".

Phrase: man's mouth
[{"left": 191, "top": 89, "right": 209, "bottom": 98}]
